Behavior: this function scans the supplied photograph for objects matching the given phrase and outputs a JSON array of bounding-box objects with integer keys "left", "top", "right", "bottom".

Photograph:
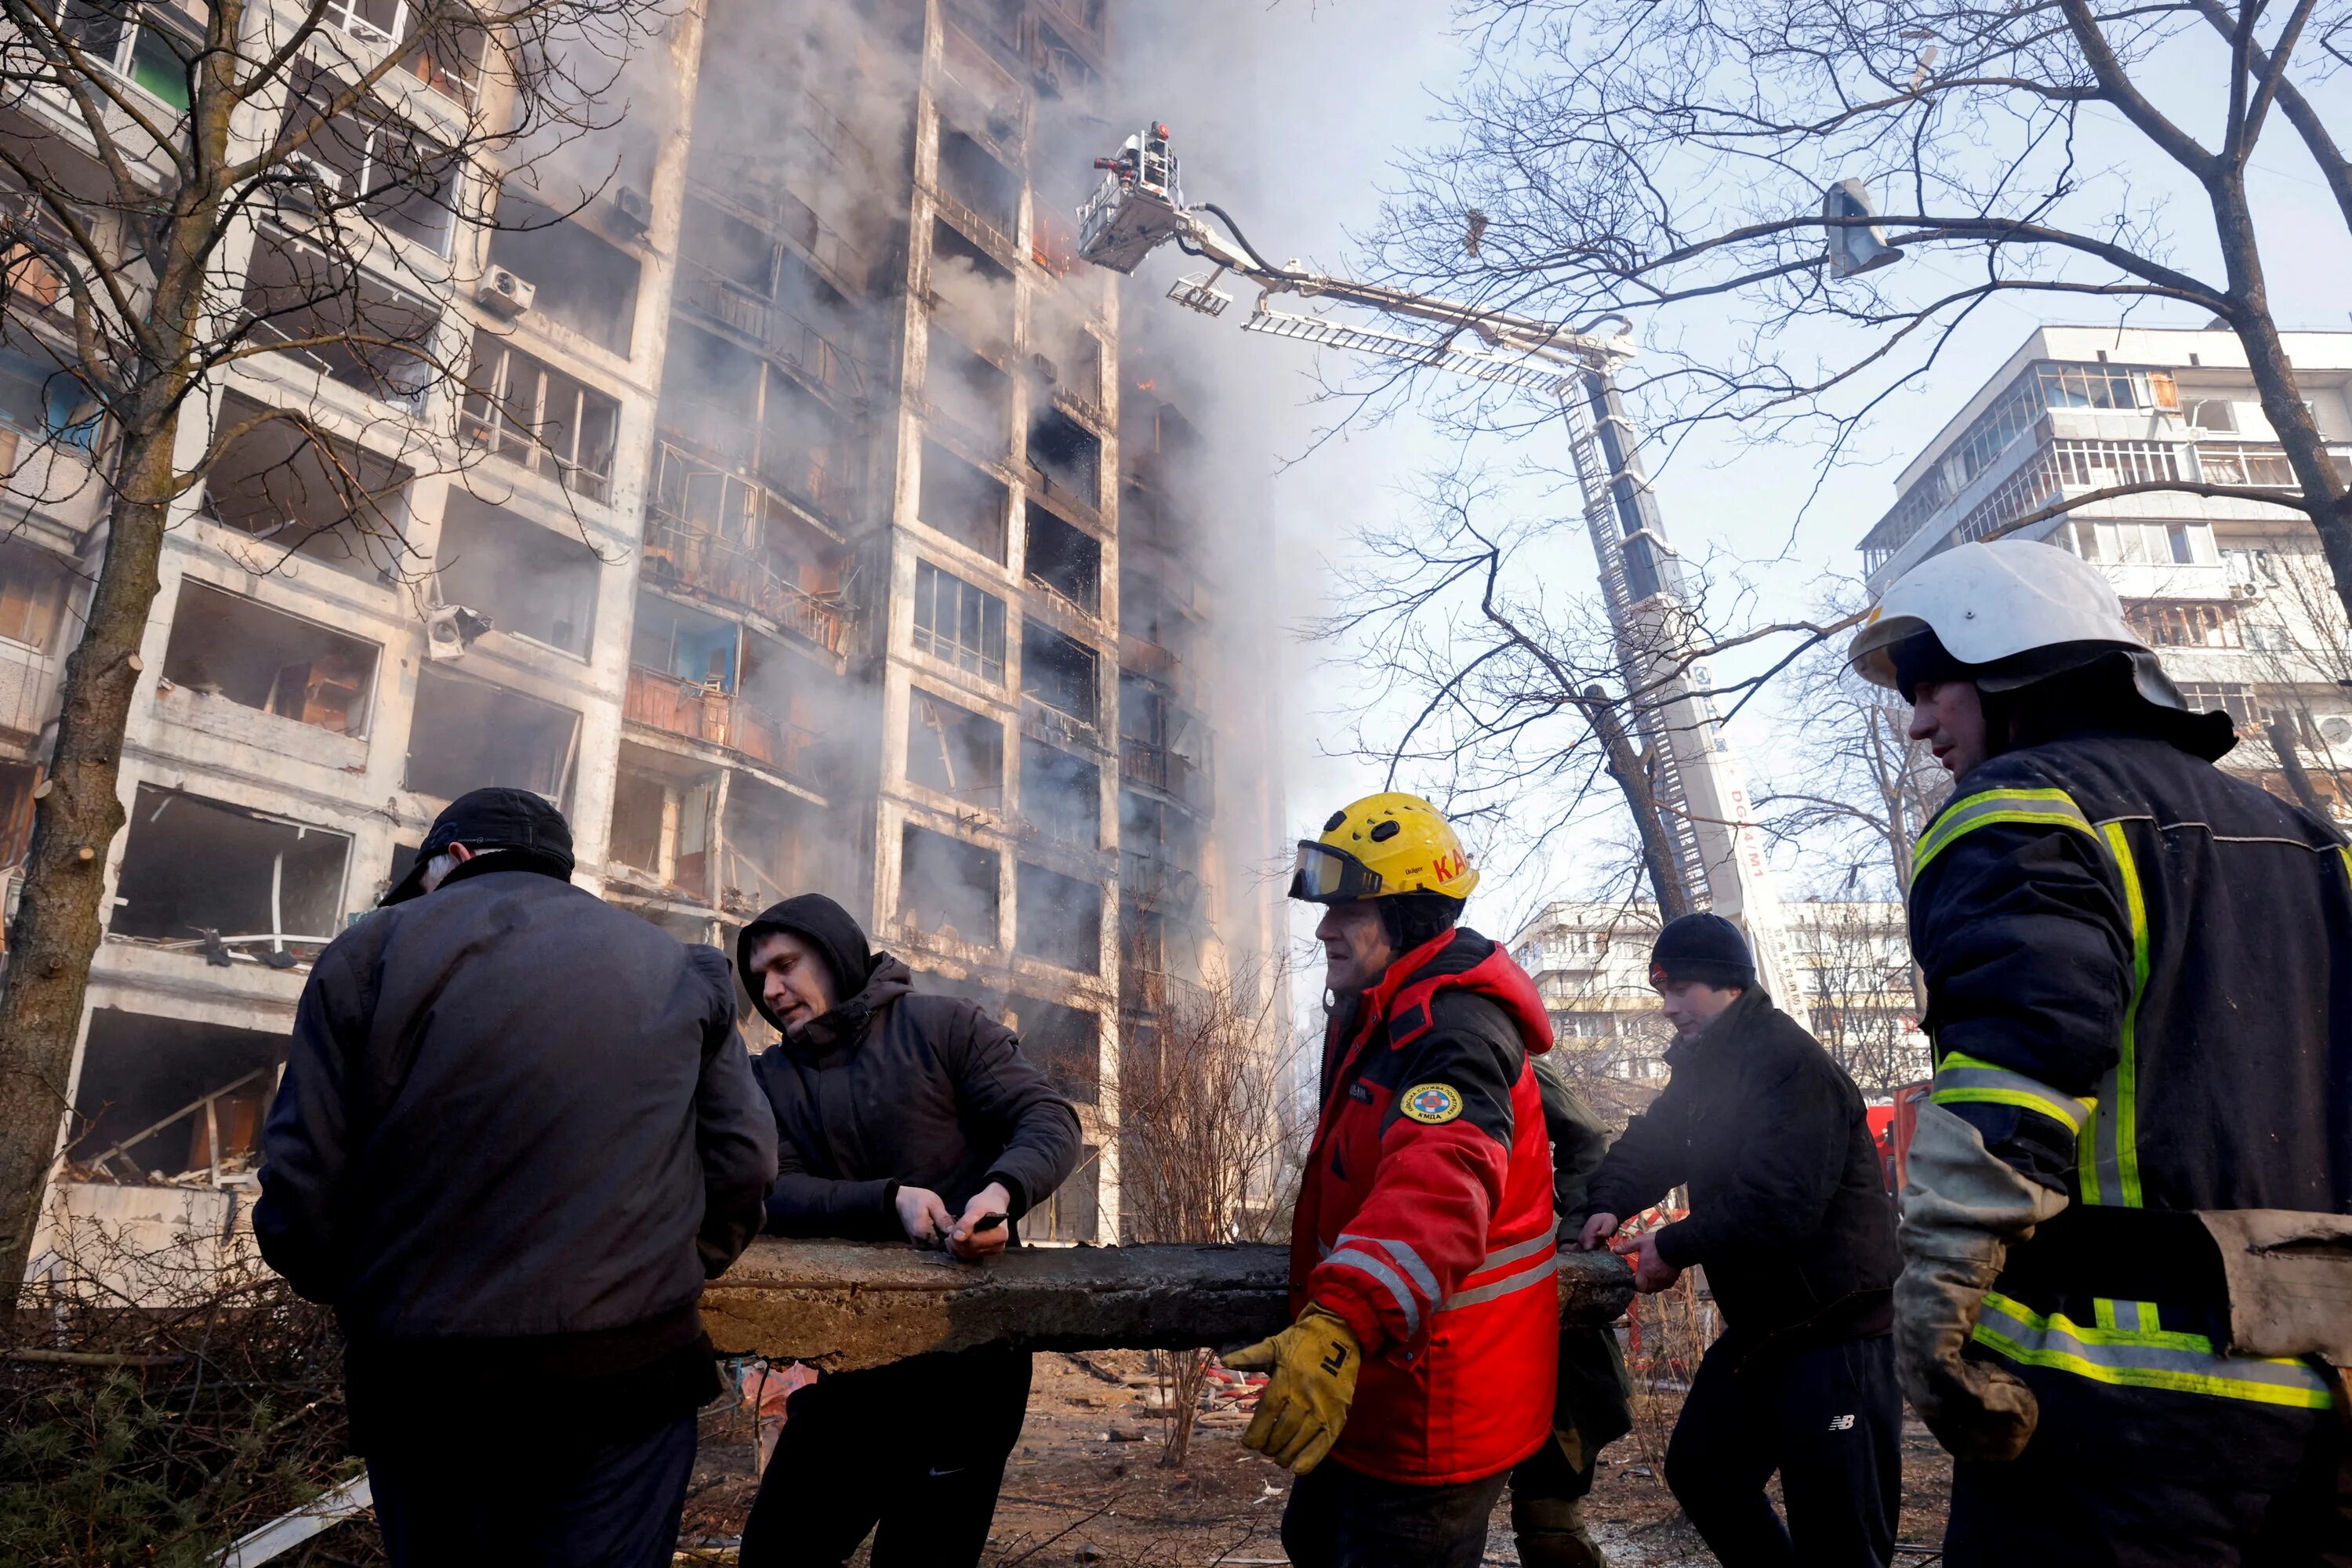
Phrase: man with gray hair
[{"left": 256, "top": 787, "right": 777, "bottom": 1568}]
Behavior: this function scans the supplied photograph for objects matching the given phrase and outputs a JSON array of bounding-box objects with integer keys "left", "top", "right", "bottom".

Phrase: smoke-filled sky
[{"left": 1105, "top": 0, "right": 2352, "bottom": 941}]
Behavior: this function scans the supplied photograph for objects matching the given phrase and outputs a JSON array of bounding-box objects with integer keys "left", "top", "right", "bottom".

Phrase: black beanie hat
[
  {"left": 737, "top": 894, "right": 873, "bottom": 1021},
  {"left": 1378, "top": 892, "right": 1465, "bottom": 956},
  {"left": 1650, "top": 913, "right": 1755, "bottom": 991}
]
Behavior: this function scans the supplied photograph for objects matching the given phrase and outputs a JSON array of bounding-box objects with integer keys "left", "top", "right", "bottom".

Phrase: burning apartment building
[{"left": 3, "top": 0, "right": 1283, "bottom": 1264}]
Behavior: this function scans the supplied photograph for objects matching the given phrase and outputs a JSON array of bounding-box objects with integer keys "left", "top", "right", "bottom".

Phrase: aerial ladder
[{"left": 1078, "top": 126, "right": 1812, "bottom": 1018}]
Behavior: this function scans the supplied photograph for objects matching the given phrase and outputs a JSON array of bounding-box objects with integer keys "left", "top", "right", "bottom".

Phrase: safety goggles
[{"left": 1288, "top": 841, "right": 1385, "bottom": 903}]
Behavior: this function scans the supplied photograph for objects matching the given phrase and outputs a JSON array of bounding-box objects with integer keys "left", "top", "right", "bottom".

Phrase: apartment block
[
  {"left": 2, "top": 0, "right": 1277, "bottom": 1265},
  {"left": 1860, "top": 326, "right": 2352, "bottom": 818}
]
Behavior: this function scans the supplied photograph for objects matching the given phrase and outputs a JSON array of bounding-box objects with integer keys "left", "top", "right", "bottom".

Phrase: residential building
[
  {"left": 4, "top": 0, "right": 1279, "bottom": 1269},
  {"left": 1860, "top": 325, "right": 2352, "bottom": 820}
]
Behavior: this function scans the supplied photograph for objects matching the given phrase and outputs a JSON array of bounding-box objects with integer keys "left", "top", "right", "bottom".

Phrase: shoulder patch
[{"left": 1399, "top": 1083, "right": 1464, "bottom": 1124}]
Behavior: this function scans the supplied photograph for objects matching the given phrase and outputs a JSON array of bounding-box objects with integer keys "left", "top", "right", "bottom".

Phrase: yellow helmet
[{"left": 1289, "top": 792, "right": 1480, "bottom": 904}]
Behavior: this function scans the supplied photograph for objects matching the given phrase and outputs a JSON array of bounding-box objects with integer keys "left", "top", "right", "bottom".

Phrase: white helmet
[{"left": 1848, "top": 539, "right": 2145, "bottom": 693}]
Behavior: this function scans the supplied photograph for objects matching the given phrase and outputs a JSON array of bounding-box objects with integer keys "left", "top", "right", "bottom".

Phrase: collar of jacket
[
  {"left": 784, "top": 952, "right": 915, "bottom": 1060},
  {"left": 1665, "top": 983, "right": 1775, "bottom": 1070},
  {"left": 422, "top": 851, "right": 573, "bottom": 900},
  {"left": 1342, "top": 927, "right": 1555, "bottom": 1055}
]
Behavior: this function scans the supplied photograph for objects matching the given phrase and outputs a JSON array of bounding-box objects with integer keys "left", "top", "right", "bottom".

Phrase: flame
[{"left": 1136, "top": 379, "right": 1156, "bottom": 391}]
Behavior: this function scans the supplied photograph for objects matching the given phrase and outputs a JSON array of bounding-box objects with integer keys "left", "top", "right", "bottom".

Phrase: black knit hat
[
  {"left": 736, "top": 894, "right": 873, "bottom": 1028},
  {"left": 1650, "top": 913, "right": 1755, "bottom": 991}
]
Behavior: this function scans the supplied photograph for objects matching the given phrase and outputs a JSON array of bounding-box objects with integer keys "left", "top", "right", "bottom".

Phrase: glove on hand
[
  {"left": 1225, "top": 1305, "right": 1361, "bottom": 1473},
  {"left": 1895, "top": 1250, "right": 2039, "bottom": 1463}
]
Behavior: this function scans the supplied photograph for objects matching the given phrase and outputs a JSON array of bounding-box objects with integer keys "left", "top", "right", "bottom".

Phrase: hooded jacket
[
  {"left": 739, "top": 908, "right": 1082, "bottom": 1236},
  {"left": 1584, "top": 987, "right": 1898, "bottom": 1359},
  {"left": 1295, "top": 927, "right": 1562, "bottom": 1484}
]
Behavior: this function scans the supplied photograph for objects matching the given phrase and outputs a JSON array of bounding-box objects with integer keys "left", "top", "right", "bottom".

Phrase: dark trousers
[
  {"left": 368, "top": 1410, "right": 696, "bottom": 1568},
  {"left": 1281, "top": 1457, "right": 1511, "bottom": 1568},
  {"left": 1663, "top": 1333, "right": 1901, "bottom": 1568},
  {"left": 1944, "top": 1359, "right": 2350, "bottom": 1567},
  {"left": 739, "top": 1347, "right": 1033, "bottom": 1568}
]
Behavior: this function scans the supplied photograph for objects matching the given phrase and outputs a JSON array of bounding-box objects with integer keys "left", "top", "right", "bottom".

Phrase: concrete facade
[{"left": 3, "top": 0, "right": 1279, "bottom": 1267}]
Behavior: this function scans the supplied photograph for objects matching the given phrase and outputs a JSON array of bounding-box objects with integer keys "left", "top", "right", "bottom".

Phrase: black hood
[{"left": 736, "top": 895, "right": 876, "bottom": 1031}]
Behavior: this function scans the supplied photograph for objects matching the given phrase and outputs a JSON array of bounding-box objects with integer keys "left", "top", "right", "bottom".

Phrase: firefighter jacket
[
  {"left": 1908, "top": 731, "right": 2352, "bottom": 1412},
  {"left": 1292, "top": 927, "right": 1561, "bottom": 1485}
]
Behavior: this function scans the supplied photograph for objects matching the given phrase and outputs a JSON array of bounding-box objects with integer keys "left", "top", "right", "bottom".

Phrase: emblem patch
[{"left": 1400, "top": 1083, "right": 1464, "bottom": 1125}]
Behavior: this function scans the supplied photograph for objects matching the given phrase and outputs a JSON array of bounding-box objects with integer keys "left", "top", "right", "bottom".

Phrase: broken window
[
  {"left": 461, "top": 331, "right": 620, "bottom": 504},
  {"left": 406, "top": 665, "right": 579, "bottom": 803},
  {"left": 64, "top": 1011, "right": 286, "bottom": 1184},
  {"left": 203, "top": 392, "right": 412, "bottom": 579},
  {"left": 281, "top": 65, "right": 462, "bottom": 255},
  {"left": 1010, "top": 993, "right": 1099, "bottom": 1104},
  {"left": 606, "top": 753, "right": 716, "bottom": 900},
  {"left": 908, "top": 687, "right": 1004, "bottom": 808},
  {"left": 160, "top": 580, "right": 378, "bottom": 736},
  {"left": 1022, "top": 738, "right": 1098, "bottom": 847},
  {"left": 318, "top": 1, "right": 491, "bottom": 107},
  {"left": 719, "top": 772, "right": 822, "bottom": 916},
  {"left": 926, "top": 328, "right": 1010, "bottom": 450},
  {"left": 1017, "top": 861, "right": 1100, "bottom": 973},
  {"left": 1022, "top": 622, "right": 1097, "bottom": 725},
  {"left": 929, "top": 220, "right": 1014, "bottom": 350},
  {"left": 1023, "top": 505, "right": 1098, "bottom": 614},
  {"left": 436, "top": 492, "right": 602, "bottom": 657},
  {"left": 114, "top": 785, "right": 351, "bottom": 950},
  {"left": 761, "top": 376, "right": 858, "bottom": 523},
  {"left": 633, "top": 593, "right": 738, "bottom": 688},
  {"left": 911, "top": 561, "right": 1006, "bottom": 682},
  {"left": 937, "top": 127, "right": 1020, "bottom": 238},
  {"left": 1021, "top": 1146, "right": 1100, "bottom": 1244},
  {"left": 0, "top": 539, "right": 70, "bottom": 650},
  {"left": 1027, "top": 407, "right": 1098, "bottom": 507},
  {"left": 488, "top": 195, "right": 642, "bottom": 354},
  {"left": 1030, "top": 304, "right": 1102, "bottom": 407},
  {"left": 900, "top": 823, "right": 999, "bottom": 946},
  {"left": 658, "top": 325, "right": 763, "bottom": 472},
  {"left": 0, "top": 345, "right": 100, "bottom": 454},
  {"left": 919, "top": 438, "right": 1008, "bottom": 560},
  {"left": 241, "top": 227, "right": 441, "bottom": 405}
]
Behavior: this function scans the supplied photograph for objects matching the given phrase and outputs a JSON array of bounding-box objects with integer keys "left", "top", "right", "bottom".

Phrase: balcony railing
[
  {"left": 1119, "top": 738, "right": 1207, "bottom": 808},
  {"left": 641, "top": 513, "right": 849, "bottom": 657},
  {"left": 625, "top": 667, "right": 818, "bottom": 782},
  {"left": 677, "top": 261, "right": 860, "bottom": 398}
]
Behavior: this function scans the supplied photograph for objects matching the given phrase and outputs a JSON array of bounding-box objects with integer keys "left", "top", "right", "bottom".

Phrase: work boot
[{"left": 1514, "top": 1501, "right": 1608, "bottom": 1568}]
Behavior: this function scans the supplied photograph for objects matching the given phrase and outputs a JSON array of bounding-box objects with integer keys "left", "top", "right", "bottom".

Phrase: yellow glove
[{"left": 1224, "top": 1305, "right": 1360, "bottom": 1473}]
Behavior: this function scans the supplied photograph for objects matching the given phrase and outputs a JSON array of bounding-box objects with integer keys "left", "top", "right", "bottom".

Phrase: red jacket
[{"left": 1292, "top": 928, "right": 1560, "bottom": 1484}]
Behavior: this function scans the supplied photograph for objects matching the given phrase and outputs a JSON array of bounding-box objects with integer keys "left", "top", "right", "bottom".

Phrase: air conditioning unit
[
  {"left": 475, "top": 267, "right": 536, "bottom": 319},
  {"left": 423, "top": 604, "right": 493, "bottom": 661},
  {"left": 275, "top": 153, "right": 335, "bottom": 212},
  {"left": 1031, "top": 352, "right": 1059, "bottom": 383},
  {"left": 613, "top": 185, "right": 652, "bottom": 237}
]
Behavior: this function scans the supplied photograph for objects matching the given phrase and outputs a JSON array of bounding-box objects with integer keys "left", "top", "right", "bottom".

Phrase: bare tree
[
  {"left": 1368, "top": 0, "right": 2352, "bottom": 627},
  {"left": 1791, "top": 898, "right": 1932, "bottom": 1094},
  {"left": 0, "top": 0, "right": 669, "bottom": 1298}
]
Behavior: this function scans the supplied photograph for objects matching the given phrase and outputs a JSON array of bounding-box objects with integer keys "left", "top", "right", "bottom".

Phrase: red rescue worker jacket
[{"left": 1291, "top": 927, "right": 1560, "bottom": 1484}]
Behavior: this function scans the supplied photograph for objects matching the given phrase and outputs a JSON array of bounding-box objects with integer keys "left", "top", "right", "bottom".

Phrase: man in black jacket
[
  {"left": 1578, "top": 913, "right": 1901, "bottom": 1568},
  {"left": 255, "top": 789, "right": 779, "bottom": 1568},
  {"left": 735, "top": 893, "right": 1082, "bottom": 1568}
]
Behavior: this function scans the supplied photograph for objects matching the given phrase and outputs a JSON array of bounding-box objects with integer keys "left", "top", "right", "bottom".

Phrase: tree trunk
[
  {"left": 1584, "top": 685, "right": 1697, "bottom": 920},
  {"left": 2267, "top": 712, "right": 2334, "bottom": 820},
  {"left": 0, "top": 416, "right": 183, "bottom": 1298}
]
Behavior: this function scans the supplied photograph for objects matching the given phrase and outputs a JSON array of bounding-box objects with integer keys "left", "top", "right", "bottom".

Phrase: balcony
[
  {"left": 641, "top": 513, "right": 848, "bottom": 658},
  {"left": 625, "top": 667, "right": 819, "bottom": 782},
  {"left": 0, "top": 639, "right": 58, "bottom": 745},
  {"left": 677, "top": 261, "right": 860, "bottom": 401},
  {"left": 1118, "top": 738, "right": 1207, "bottom": 809}
]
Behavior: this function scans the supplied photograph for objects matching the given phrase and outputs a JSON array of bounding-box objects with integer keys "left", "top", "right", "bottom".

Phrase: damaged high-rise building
[{"left": 3, "top": 0, "right": 1284, "bottom": 1261}]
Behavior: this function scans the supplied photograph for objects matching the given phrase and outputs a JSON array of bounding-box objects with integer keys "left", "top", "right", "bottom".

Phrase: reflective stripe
[
  {"left": 1440, "top": 1257, "right": 1558, "bottom": 1312},
  {"left": 1975, "top": 1292, "right": 2332, "bottom": 1409},
  {"left": 1911, "top": 787, "right": 2096, "bottom": 885},
  {"left": 1931, "top": 1052, "right": 2096, "bottom": 1135},
  {"left": 2093, "top": 1298, "right": 2161, "bottom": 1333},
  {"left": 1339, "top": 1232, "right": 1439, "bottom": 1307},
  {"left": 2081, "top": 822, "right": 2151, "bottom": 1209},
  {"left": 1324, "top": 1247, "right": 1423, "bottom": 1338},
  {"left": 1472, "top": 1232, "right": 1559, "bottom": 1277}
]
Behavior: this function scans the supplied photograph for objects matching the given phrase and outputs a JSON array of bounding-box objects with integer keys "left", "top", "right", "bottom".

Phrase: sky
[{"left": 1101, "top": 0, "right": 2352, "bottom": 944}]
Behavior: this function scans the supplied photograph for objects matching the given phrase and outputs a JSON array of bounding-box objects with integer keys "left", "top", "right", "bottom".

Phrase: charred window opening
[
  {"left": 1030, "top": 308, "right": 1102, "bottom": 408},
  {"left": 1021, "top": 737, "right": 1098, "bottom": 847},
  {"left": 461, "top": 332, "right": 621, "bottom": 505},
  {"left": 929, "top": 220, "right": 1014, "bottom": 350},
  {"left": 908, "top": 687, "right": 1004, "bottom": 808},
  {"left": 900, "top": 823, "right": 999, "bottom": 946},
  {"left": 919, "top": 439, "right": 1008, "bottom": 560},
  {"left": 1121, "top": 789, "right": 1203, "bottom": 914},
  {"left": 406, "top": 666, "right": 579, "bottom": 804},
  {"left": 241, "top": 228, "right": 441, "bottom": 404},
  {"left": 911, "top": 561, "right": 1006, "bottom": 682},
  {"left": 64, "top": 1012, "right": 286, "bottom": 1185},
  {"left": 114, "top": 785, "right": 351, "bottom": 950},
  {"left": 0, "top": 538, "right": 71, "bottom": 650},
  {"left": 1023, "top": 505, "right": 1098, "bottom": 614},
  {"left": 607, "top": 751, "right": 716, "bottom": 901},
  {"left": 1027, "top": 407, "right": 1098, "bottom": 506},
  {"left": 1017, "top": 861, "right": 1101, "bottom": 973},
  {"left": 633, "top": 592, "right": 736, "bottom": 688},
  {"left": 645, "top": 441, "right": 851, "bottom": 650},
  {"left": 1022, "top": 1146, "right": 1100, "bottom": 1243},
  {"left": 938, "top": 128, "right": 1020, "bottom": 238},
  {"left": 204, "top": 391, "right": 412, "bottom": 579},
  {"left": 1010, "top": 993, "right": 1099, "bottom": 1105},
  {"left": 927, "top": 327, "right": 1010, "bottom": 450},
  {"left": 1119, "top": 673, "right": 1207, "bottom": 802},
  {"left": 721, "top": 773, "right": 829, "bottom": 917},
  {"left": 1022, "top": 622, "right": 1097, "bottom": 725},
  {"left": 659, "top": 325, "right": 763, "bottom": 470},
  {"left": 436, "top": 492, "right": 601, "bottom": 657},
  {"left": 684, "top": 198, "right": 776, "bottom": 295},
  {"left": 488, "top": 196, "right": 642, "bottom": 354},
  {"left": 160, "top": 581, "right": 379, "bottom": 737}
]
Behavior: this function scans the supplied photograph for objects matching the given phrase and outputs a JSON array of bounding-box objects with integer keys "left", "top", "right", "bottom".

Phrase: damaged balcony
[
  {"left": 659, "top": 328, "right": 862, "bottom": 535},
  {"left": 898, "top": 822, "right": 999, "bottom": 949},
  {"left": 929, "top": 219, "right": 1016, "bottom": 355},
  {"left": 1022, "top": 619, "right": 1099, "bottom": 749},
  {"left": 1027, "top": 406, "right": 1101, "bottom": 517},
  {"left": 434, "top": 492, "right": 602, "bottom": 659},
  {"left": 926, "top": 325, "right": 1012, "bottom": 456},
  {"left": 202, "top": 391, "right": 412, "bottom": 580},
  {"left": 607, "top": 747, "right": 720, "bottom": 906},
  {"left": 110, "top": 785, "right": 351, "bottom": 970},
  {"left": 487, "top": 193, "right": 643, "bottom": 356},
  {"left": 157, "top": 579, "right": 378, "bottom": 753},
  {"left": 934, "top": 126, "right": 1022, "bottom": 255},
  {"left": 0, "top": 538, "right": 70, "bottom": 750},
  {"left": 459, "top": 331, "right": 620, "bottom": 506},
  {"left": 1118, "top": 672, "right": 1210, "bottom": 812},
  {"left": 241, "top": 227, "right": 441, "bottom": 408},
  {"left": 1020, "top": 735, "right": 1099, "bottom": 849},
  {"left": 607, "top": 748, "right": 837, "bottom": 922},
  {"left": 677, "top": 198, "right": 865, "bottom": 405},
  {"left": 906, "top": 686, "right": 1005, "bottom": 812},
  {"left": 643, "top": 442, "right": 849, "bottom": 660},
  {"left": 1024, "top": 503, "right": 1100, "bottom": 619},
  {"left": 61, "top": 1011, "right": 285, "bottom": 1186},
  {"left": 919, "top": 437, "right": 1010, "bottom": 561},
  {"left": 1121, "top": 789, "right": 1204, "bottom": 917},
  {"left": 628, "top": 591, "right": 832, "bottom": 795},
  {"left": 405, "top": 664, "right": 580, "bottom": 805}
]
